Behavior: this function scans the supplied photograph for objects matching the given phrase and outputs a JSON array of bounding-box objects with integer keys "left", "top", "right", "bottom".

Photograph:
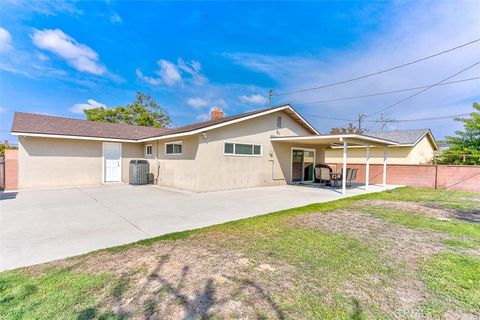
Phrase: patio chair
[
  {"left": 345, "top": 168, "right": 358, "bottom": 187},
  {"left": 345, "top": 168, "right": 353, "bottom": 187},
  {"left": 315, "top": 167, "right": 332, "bottom": 186}
]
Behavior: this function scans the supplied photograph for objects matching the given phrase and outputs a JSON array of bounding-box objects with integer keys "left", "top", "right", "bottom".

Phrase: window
[
  {"left": 165, "top": 141, "right": 182, "bottom": 155},
  {"left": 224, "top": 142, "right": 262, "bottom": 156},
  {"left": 277, "top": 116, "right": 282, "bottom": 128},
  {"left": 145, "top": 144, "right": 153, "bottom": 157}
]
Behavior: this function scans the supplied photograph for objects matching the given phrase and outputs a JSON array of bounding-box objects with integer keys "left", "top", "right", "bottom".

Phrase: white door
[{"left": 103, "top": 142, "right": 122, "bottom": 182}]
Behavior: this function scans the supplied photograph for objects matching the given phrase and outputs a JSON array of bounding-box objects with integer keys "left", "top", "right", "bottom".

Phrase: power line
[
  {"left": 366, "top": 112, "right": 472, "bottom": 123},
  {"left": 273, "top": 37, "right": 480, "bottom": 97},
  {"left": 367, "top": 60, "right": 480, "bottom": 117},
  {"left": 304, "top": 111, "right": 473, "bottom": 123},
  {"left": 304, "top": 114, "right": 353, "bottom": 121},
  {"left": 293, "top": 76, "right": 480, "bottom": 105}
]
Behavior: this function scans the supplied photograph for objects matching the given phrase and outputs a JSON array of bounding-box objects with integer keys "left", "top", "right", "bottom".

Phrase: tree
[
  {"left": 436, "top": 102, "right": 480, "bottom": 165},
  {"left": 330, "top": 123, "right": 364, "bottom": 134},
  {"left": 0, "top": 141, "right": 17, "bottom": 157},
  {"left": 84, "top": 92, "right": 171, "bottom": 128}
]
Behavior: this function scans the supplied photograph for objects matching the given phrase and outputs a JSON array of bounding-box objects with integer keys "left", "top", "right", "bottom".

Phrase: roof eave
[
  {"left": 11, "top": 132, "right": 138, "bottom": 143},
  {"left": 139, "top": 104, "right": 319, "bottom": 142},
  {"left": 271, "top": 134, "right": 398, "bottom": 146}
]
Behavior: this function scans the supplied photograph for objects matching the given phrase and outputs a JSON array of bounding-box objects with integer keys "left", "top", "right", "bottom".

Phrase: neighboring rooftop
[
  {"left": 11, "top": 104, "right": 318, "bottom": 141},
  {"left": 366, "top": 129, "right": 433, "bottom": 146}
]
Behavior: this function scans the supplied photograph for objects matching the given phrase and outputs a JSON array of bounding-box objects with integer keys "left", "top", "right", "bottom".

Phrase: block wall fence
[{"left": 328, "top": 163, "right": 480, "bottom": 192}]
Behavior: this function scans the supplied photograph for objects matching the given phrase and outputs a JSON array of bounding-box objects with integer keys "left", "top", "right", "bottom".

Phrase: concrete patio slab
[{"left": 0, "top": 183, "right": 399, "bottom": 271}]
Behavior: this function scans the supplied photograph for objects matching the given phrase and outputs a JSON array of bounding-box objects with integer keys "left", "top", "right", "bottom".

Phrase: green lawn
[{"left": 1, "top": 187, "right": 479, "bottom": 319}]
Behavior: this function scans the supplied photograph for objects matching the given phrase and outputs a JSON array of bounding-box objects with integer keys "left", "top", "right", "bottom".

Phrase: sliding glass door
[{"left": 291, "top": 149, "right": 315, "bottom": 182}]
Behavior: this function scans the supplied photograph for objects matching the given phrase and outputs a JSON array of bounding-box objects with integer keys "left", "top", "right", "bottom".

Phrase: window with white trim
[
  {"left": 145, "top": 144, "right": 153, "bottom": 157},
  {"left": 224, "top": 142, "right": 262, "bottom": 156},
  {"left": 165, "top": 141, "right": 183, "bottom": 155}
]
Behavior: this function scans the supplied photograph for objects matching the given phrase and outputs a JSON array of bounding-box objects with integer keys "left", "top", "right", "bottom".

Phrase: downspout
[{"left": 155, "top": 139, "right": 160, "bottom": 184}]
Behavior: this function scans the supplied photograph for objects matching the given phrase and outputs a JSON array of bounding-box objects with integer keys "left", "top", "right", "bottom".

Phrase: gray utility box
[{"left": 129, "top": 160, "right": 149, "bottom": 185}]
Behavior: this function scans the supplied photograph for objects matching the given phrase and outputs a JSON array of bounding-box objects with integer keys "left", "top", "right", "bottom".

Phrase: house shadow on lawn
[{"left": 451, "top": 210, "right": 480, "bottom": 223}]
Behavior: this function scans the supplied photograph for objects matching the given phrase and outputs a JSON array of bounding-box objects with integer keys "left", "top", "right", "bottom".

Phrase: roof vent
[{"left": 210, "top": 107, "right": 224, "bottom": 120}]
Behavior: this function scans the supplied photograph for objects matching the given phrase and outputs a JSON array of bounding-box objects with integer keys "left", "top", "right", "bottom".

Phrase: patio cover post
[
  {"left": 342, "top": 140, "right": 347, "bottom": 195},
  {"left": 365, "top": 145, "right": 370, "bottom": 190},
  {"left": 383, "top": 146, "right": 387, "bottom": 187}
]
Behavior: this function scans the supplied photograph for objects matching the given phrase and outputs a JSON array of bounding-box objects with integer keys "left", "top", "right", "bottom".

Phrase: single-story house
[
  {"left": 11, "top": 104, "right": 397, "bottom": 193},
  {"left": 325, "top": 129, "right": 439, "bottom": 165}
]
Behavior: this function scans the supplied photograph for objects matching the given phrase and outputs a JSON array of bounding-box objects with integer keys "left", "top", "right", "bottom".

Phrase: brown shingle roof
[
  {"left": 11, "top": 112, "right": 170, "bottom": 140},
  {"left": 143, "top": 105, "right": 291, "bottom": 139},
  {"left": 12, "top": 104, "right": 317, "bottom": 141}
]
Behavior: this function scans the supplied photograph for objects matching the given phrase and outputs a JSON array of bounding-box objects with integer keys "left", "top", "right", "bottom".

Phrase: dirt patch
[
  {"left": 295, "top": 209, "right": 448, "bottom": 318},
  {"left": 359, "top": 199, "right": 452, "bottom": 218},
  {"left": 296, "top": 210, "right": 447, "bottom": 265},
  {"left": 38, "top": 236, "right": 295, "bottom": 319},
  {"left": 358, "top": 199, "right": 480, "bottom": 223}
]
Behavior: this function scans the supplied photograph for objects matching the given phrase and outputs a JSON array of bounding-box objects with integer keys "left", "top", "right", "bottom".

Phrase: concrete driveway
[{"left": 0, "top": 183, "right": 397, "bottom": 271}]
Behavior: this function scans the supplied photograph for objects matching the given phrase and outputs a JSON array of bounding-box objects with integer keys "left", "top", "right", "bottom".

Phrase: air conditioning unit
[{"left": 129, "top": 160, "right": 149, "bottom": 185}]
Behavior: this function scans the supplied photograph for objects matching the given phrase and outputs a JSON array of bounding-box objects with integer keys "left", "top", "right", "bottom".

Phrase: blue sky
[{"left": 1, "top": 0, "right": 479, "bottom": 143}]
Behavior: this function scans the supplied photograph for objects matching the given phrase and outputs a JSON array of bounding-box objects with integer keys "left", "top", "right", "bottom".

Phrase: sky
[{"left": 0, "top": 0, "right": 479, "bottom": 143}]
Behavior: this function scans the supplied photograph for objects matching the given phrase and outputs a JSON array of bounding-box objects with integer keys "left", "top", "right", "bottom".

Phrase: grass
[
  {"left": 421, "top": 253, "right": 480, "bottom": 316},
  {"left": 0, "top": 267, "right": 115, "bottom": 320},
  {"left": 365, "top": 207, "right": 480, "bottom": 240},
  {"left": 441, "top": 239, "right": 479, "bottom": 249},
  {"left": 0, "top": 187, "right": 479, "bottom": 319}
]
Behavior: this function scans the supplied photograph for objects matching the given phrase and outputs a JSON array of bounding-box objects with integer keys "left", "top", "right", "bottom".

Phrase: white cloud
[
  {"left": 187, "top": 98, "right": 208, "bottom": 109},
  {"left": 3, "top": 0, "right": 82, "bottom": 17},
  {"left": 156, "top": 59, "right": 182, "bottom": 86},
  {"left": 70, "top": 99, "right": 105, "bottom": 114},
  {"left": 110, "top": 12, "right": 122, "bottom": 23},
  {"left": 137, "top": 57, "right": 207, "bottom": 87},
  {"left": 196, "top": 113, "right": 210, "bottom": 121},
  {"left": 34, "top": 51, "right": 49, "bottom": 61},
  {"left": 239, "top": 94, "right": 267, "bottom": 105},
  {"left": 31, "top": 29, "right": 107, "bottom": 75},
  {"left": 0, "top": 27, "right": 13, "bottom": 52},
  {"left": 136, "top": 68, "right": 162, "bottom": 85},
  {"left": 177, "top": 58, "right": 207, "bottom": 85}
]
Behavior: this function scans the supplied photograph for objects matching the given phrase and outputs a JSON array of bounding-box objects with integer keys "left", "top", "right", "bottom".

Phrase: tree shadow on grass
[
  {"left": 224, "top": 275, "right": 285, "bottom": 320},
  {"left": 77, "top": 246, "right": 286, "bottom": 319}
]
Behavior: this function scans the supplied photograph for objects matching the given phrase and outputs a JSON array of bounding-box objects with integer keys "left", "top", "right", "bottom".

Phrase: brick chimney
[{"left": 210, "top": 107, "right": 224, "bottom": 120}]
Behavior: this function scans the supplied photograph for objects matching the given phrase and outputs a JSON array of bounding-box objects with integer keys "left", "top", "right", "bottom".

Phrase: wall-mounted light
[{"left": 201, "top": 132, "right": 207, "bottom": 139}]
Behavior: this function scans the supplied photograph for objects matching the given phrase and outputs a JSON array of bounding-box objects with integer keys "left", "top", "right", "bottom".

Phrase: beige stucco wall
[
  {"left": 17, "top": 110, "right": 324, "bottom": 191},
  {"left": 143, "top": 135, "right": 200, "bottom": 191},
  {"left": 324, "top": 135, "right": 435, "bottom": 164},
  {"left": 121, "top": 143, "right": 144, "bottom": 183},
  {"left": 406, "top": 136, "right": 435, "bottom": 164},
  {"left": 18, "top": 136, "right": 143, "bottom": 189},
  {"left": 18, "top": 136, "right": 102, "bottom": 189},
  {"left": 190, "top": 110, "right": 323, "bottom": 192}
]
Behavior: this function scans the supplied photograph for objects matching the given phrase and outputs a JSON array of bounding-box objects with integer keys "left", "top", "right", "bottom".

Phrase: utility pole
[
  {"left": 377, "top": 113, "right": 396, "bottom": 132},
  {"left": 268, "top": 89, "right": 275, "bottom": 106},
  {"left": 358, "top": 114, "right": 366, "bottom": 131}
]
